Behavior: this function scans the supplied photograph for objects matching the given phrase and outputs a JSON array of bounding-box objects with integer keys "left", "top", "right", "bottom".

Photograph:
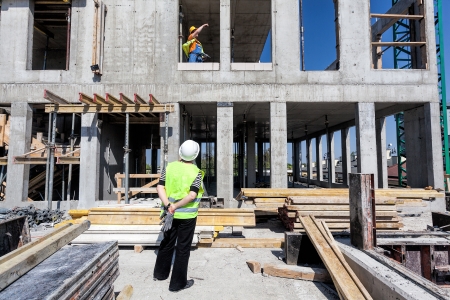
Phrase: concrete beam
[
  {"left": 6, "top": 103, "right": 32, "bottom": 204},
  {"left": 424, "top": 103, "right": 444, "bottom": 193},
  {"left": 315, "top": 136, "right": 323, "bottom": 182},
  {"left": 355, "top": 103, "right": 378, "bottom": 188},
  {"left": 247, "top": 122, "right": 256, "bottom": 188},
  {"left": 270, "top": 102, "right": 287, "bottom": 188},
  {"left": 341, "top": 128, "right": 351, "bottom": 187}
]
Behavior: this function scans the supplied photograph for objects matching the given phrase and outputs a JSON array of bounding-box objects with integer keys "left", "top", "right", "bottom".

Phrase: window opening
[
  {"left": 230, "top": 0, "right": 272, "bottom": 63},
  {"left": 370, "top": 0, "right": 427, "bottom": 69},
  {"left": 179, "top": 0, "right": 220, "bottom": 63},
  {"left": 32, "top": 2, "right": 71, "bottom": 70},
  {"left": 301, "top": 0, "right": 339, "bottom": 70}
]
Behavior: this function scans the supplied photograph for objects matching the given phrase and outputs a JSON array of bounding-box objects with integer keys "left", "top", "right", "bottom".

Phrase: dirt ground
[{"left": 113, "top": 246, "right": 340, "bottom": 300}]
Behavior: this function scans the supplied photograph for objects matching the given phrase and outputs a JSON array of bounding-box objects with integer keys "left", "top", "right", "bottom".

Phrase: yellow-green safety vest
[{"left": 163, "top": 161, "right": 204, "bottom": 219}]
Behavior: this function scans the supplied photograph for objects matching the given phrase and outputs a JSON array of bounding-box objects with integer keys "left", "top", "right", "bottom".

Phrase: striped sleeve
[
  {"left": 190, "top": 171, "right": 203, "bottom": 193},
  {"left": 158, "top": 168, "right": 166, "bottom": 186}
]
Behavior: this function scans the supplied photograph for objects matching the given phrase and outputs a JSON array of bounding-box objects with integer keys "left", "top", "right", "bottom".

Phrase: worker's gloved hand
[{"left": 161, "top": 212, "right": 174, "bottom": 232}]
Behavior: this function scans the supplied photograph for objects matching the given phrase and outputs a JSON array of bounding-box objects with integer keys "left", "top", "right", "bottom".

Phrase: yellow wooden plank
[
  {"left": 299, "top": 216, "right": 369, "bottom": 299},
  {"left": 207, "top": 238, "right": 284, "bottom": 248},
  {"left": 287, "top": 205, "right": 396, "bottom": 211},
  {"left": 253, "top": 198, "right": 286, "bottom": 203}
]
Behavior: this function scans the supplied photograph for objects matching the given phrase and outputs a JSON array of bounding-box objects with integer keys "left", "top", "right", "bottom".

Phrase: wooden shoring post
[
  {"left": 105, "top": 93, "right": 122, "bottom": 105},
  {"left": 349, "top": 173, "right": 374, "bottom": 250},
  {"left": 119, "top": 93, "right": 134, "bottom": 104},
  {"left": 134, "top": 93, "right": 146, "bottom": 104},
  {"left": 43, "top": 90, "right": 70, "bottom": 104},
  {"left": 79, "top": 93, "right": 95, "bottom": 105},
  {"left": 93, "top": 93, "right": 108, "bottom": 105}
]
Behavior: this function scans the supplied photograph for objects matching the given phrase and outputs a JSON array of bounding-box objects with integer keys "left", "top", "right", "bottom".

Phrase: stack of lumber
[
  {"left": 68, "top": 206, "right": 255, "bottom": 246},
  {"left": 279, "top": 197, "right": 402, "bottom": 232},
  {"left": 299, "top": 215, "right": 372, "bottom": 299},
  {"left": 0, "top": 241, "right": 119, "bottom": 300}
]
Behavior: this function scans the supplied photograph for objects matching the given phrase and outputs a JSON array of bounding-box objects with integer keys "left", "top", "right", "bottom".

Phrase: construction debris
[
  {"left": 246, "top": 260, "right": 261, "bottom": 273},
  {"left": 262, "top": 263, "right": 332, "bottom": 283},
  {"left": 0, "top": 204, "right": 66, "bottom": 228}
]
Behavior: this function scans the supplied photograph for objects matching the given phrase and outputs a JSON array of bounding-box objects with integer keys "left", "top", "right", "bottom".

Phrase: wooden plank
[
  {"left": 296, "top": 210, "right": 398, "bottom": 217},
  {"left": 289, "top": 196, "right": 398, "bottom": 205},
  {"left": 293, "top": 222, "right": 402, "bottom": 229},
  {"left": 254, "top": 198, "right": 286, "bottom": 203},
  {"left": 370, "top": 13, "right": 423, "bottom": 19},
  {"left": 246, "top": 260, "right": 261, "bottom": 273},
  {"left": 45, "top": 104, "right": 174, "bottom": 114},
  {"left": 299, "top": 216, "right": 370, "bottom": 299},
  {"left": 286, "top": 205, "right": 395, "bottom": 211},
  {"left": 0, "top": 114, "right": 7, "bottom": 147},
  {"left": 115, "top": 174, "right": 160, "bottom": 179},
  {"left": 263, "top": 263, "right": 332, "bottom": 283},
  {"left": 208, "top": 238, "right": 284, "bottom": 248},
  {"left": 0, "top": 221, "right": 90, "bottom": 290},
  {"left": 116, "top": 285, "right": 134, "bottom": 300}
]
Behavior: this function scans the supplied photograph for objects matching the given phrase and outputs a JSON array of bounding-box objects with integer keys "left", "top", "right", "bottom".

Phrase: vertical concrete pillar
[
  {"left": 6, "top": 103, "right": 32, "bottom": 204},
  {"left": 247, "top": 122, "right": 256, "bottom": 188},
  {"left": 78, "top": 113, "right": 100, "bottom": 208},
  {"left": 349, "top": 173, "right": 374, "bottom": 250},
  {"left": 217, "top": 104, "right": 233, "bottom": 203},
  {"left": 329, "top": 132, "right": 335, "bottom": 184},
  {"left": 376, "top": 117, "right": 388, "bottom": 188},
  {"left": 293, "top": 140, "right": 300, "bottom": 182},
  {"left": 341, "top": 128, "right": 351, "bottom": 186},
  {"left": 257, "top": 141, "right": 264, "bottom": 181},
  {"left": 424, "top": 103, "right": 444, "bottom": 190},
  {"left": 404, "top": 107, "right": 427, "bottom": 188},
  {"left": 316, "top": 136, "right": 323, "bottom": 182},
  {"left": 270, "top": 102, "right": 287, "bottom": 188},
  {"left": 355, "top": 103, "right": 378, "bottom": 188},
  {"left": 307, "top": 138, "right": 312, "bottom": 184},
  {"left": 220, "top": 0, "right": 231, "bottom": 71},
  {"left": 151, "top": 149, "right": 158, "bottom": 174}
]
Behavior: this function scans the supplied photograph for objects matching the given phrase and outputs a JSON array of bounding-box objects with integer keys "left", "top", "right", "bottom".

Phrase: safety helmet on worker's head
[
  {"left": 179, "top": 140, "right": 200, "bottom": 161},
  {"left": 189, "top": 26, "right": 197, "bottom": 34}
]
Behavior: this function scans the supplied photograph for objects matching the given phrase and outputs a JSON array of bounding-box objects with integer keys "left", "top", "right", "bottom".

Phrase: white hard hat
[{"left": 179, "top": 140, "right": 200, "bottom": 161}]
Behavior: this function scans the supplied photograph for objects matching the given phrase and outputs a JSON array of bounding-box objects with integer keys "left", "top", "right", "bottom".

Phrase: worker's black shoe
[
  {"left": 169, "top": 279, "right": 194, "bottom": 292},
  {"left": 153, "top": 277, "right": 166, "bottom": 281}
]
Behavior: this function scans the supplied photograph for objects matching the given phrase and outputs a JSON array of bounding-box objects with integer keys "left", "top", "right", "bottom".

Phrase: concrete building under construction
[{"left": 0, "top": 0, "right": 446, "bottom": 211}]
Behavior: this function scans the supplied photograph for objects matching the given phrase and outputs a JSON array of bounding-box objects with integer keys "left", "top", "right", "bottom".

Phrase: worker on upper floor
[{"left": 183, "top": 23, "right": 209, "bottom": 63}]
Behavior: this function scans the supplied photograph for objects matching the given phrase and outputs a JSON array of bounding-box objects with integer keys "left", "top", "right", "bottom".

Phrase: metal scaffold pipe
[{"left": 124, "top": 113, "right": 130, "bottom": 204}]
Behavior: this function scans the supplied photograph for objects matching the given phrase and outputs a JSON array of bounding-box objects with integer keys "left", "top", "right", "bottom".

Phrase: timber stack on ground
[{"left": 278, "top": 196, "right": 402, "bottom": 232}]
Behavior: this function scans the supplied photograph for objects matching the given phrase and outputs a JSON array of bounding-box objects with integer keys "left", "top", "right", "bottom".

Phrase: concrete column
[
  {"left": 6, "top": 103, "right": 32, "bottom": 204},
  {"left": 316, "top": 136, "right": 323, "bottom": 182},
  {"left": 220, "top": 0, "right": 231, "bottom": 71},
  {"left": 151, "top": 149, "right": 158, "bottom": 174},
  {"left": 424, "top": 103, "right": 444, "bottom": 190},
  {"left": 349, "top": 173, "right": 374, "bottom": 250},
  {"left": 247, "top": 122, "right": 256, "bottom": 188},
  {"left": 376, "top": 117, "right": 388, "bottom": 188},
  {"left": 341, "top": 128, "right": 351, "bottom": 186},
  {"left": 307, "top": 138, "right": 312, "bottom": 184},
  {"left": 328, "top": 132, "right": 335, "bottom": 184},
  {"left": 217, "top": 104, "right": 233, "bottom": 203},
  {"left": 293, "top": 140, "right": 300, "bottom": 182},
  {"left": 355, "top": 103, "right": 378, "bottom": 188},
  {"left": 404, "top": 108, "right": 427, "bottom": 188},
  {"left": 257, "top": 141, "right": 264, "bottom": 181},
  {"left": 270, "top": 102, "right": 287, "bottom": 188},
  {"left": 79, "top": 113, "right": 101, "bottom": 208}
]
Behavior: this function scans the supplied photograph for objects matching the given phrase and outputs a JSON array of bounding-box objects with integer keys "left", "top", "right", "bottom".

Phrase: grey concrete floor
[{"left": 113, "top": 247, "right": 339, "bottom": 300}]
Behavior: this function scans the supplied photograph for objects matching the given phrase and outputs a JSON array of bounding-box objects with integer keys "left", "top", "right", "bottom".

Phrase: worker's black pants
[{"left": 153, "top": 217, "right": 197, "bottom": 291}]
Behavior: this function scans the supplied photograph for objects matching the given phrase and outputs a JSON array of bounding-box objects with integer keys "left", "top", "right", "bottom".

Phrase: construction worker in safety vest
[
  {"left": 153, "top": 139, "right": 204, "bottom": 292},
  {"left": 187, "top": 24, "right": 208, "bottom": 62}
]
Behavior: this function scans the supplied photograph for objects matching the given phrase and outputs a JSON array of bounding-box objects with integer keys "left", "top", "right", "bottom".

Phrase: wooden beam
[
  {"left": 93, "top": 93, "right": 108, "bottom": 105},
  {"left": 119, "top": 93, "right": 134, "bottom": 104},
  {"left": 134, "top": 93, "right": 146, "bottom": 104},
  {"left": 116, "top": 285, "right": 134, "bottom": 300},
  {"left": 56, "top": 156, "right": 80, "bottom": 164},
  {"left": 105, "top": 93, "right": 123, "bottom": 105},
  {"left": 79, "top": 93, "right": 95, "bottom": 105},
  {"left": 45, "top": 104, "right": 174, "bottom": 114},
  {"left": 206, "top": 238, "right": 284, "bottom": 248},
  {"left": 0, "top": 221, "right": 90, "bottom": 290},
  {"left": 370, "top": 13, "right": 423, "bottom": 20},
  {"left": 43, "top": 90, "right": 70, "bottom": 104},
  {"left": 149, "top": 94, "right": 160, "bottom": 105},
  {"left": 263, "top": 263, "right": 332, "bottom": 283},
  {"left": 372, "top": 42, "right": 426, "bottom": 47},
  {"left": 371, "top": 0, "right": 415, "bottom": 37}
]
